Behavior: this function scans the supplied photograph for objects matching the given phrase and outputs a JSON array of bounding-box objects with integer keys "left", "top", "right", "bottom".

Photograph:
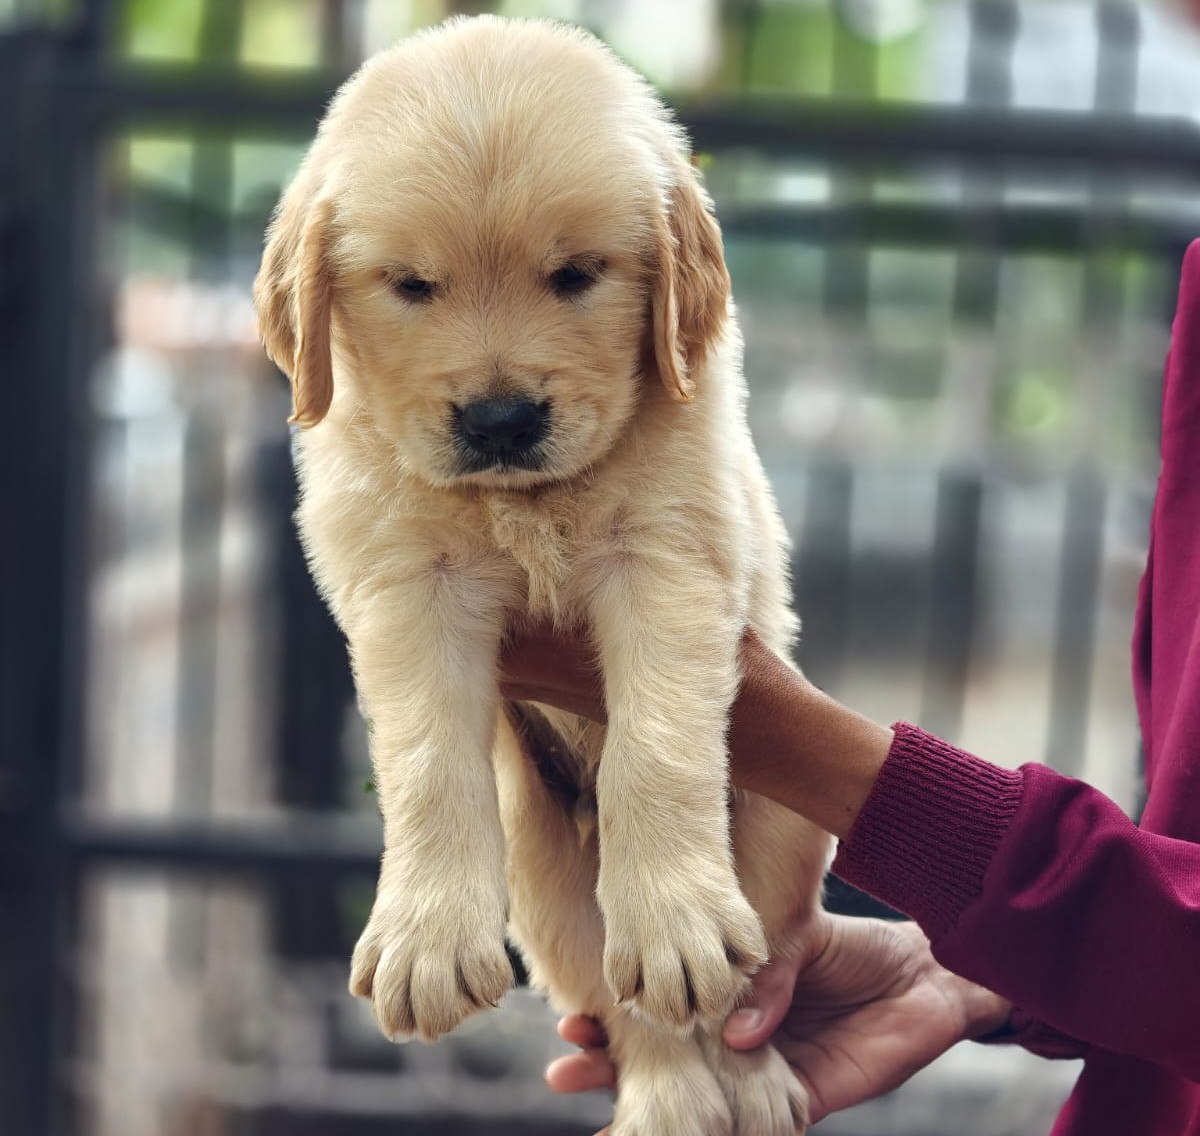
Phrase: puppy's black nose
[{"left": 458, "top": 397, "right": 548, "bottom": 455}]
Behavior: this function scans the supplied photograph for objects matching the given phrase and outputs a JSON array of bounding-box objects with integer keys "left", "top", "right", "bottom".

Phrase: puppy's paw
[
  {"left": 349, "top": 897, "right": 512, "bottom": 1042},
  {"left": 600, "top": 874, "right": 767, "bottom": 1028},
  {"left": 701, "top": 1034, "right": 809, "bottom": 1136},
  {"left": 612, "top": 1054, "right": 732, "bottom": 1136}
]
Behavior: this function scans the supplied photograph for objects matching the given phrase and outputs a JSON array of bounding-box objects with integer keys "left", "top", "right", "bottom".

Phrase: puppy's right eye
[
  {"left": 393, "top": 275, "right": 435, "bottom": 302},
  {"left": 548, "top": 258, "right": 604, "bottom": 299}
]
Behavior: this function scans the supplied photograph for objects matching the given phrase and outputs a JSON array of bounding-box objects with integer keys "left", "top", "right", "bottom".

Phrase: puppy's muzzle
[{"left": 455, "top": 397, "right": 550, "bottom": 471}]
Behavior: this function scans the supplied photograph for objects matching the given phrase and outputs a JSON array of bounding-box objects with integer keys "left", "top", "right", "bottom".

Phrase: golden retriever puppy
[{"left": 255, "top": 15, "right": 830, "bottom": 1135}]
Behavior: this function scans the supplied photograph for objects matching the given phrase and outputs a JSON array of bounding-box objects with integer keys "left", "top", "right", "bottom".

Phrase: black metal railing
[{"left": 3, "top": 1, "right": 1198, "bottom": 1133}]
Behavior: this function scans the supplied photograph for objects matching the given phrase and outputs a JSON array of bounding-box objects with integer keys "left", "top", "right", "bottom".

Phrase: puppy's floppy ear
[
  {"left": 650, "top": 159, "right": 731, "bottom": 403},
  {"left": 254, "top": 173, "right": 336, "bottom": 428}
]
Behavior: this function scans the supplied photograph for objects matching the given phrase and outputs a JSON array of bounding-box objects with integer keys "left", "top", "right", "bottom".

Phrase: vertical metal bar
[
  {"left": 919, "top": 1, "right": 1017, "bottom": 740},
  {"left": 268, "top": 446, "right": 354, "bottom": 809},
  {"left": 321, "top": 0, "right": 353, "bottom": 73},
  {"left": 795, "top": 458, "right": 854, "bottom": 693},
  {"left": 0, "top": 23, "right": 106, "bottom": 1135},
  {"left": 819, "top": 0, "right": 895, "bottom": 916},
  {"left": 920, "top": 470, "right": 984, "bottom": 741},
  {"left": 267, "top": 436, "right": 357, "bottom": 960},
  {"left": 74, "top": 0, "right": 117, "bottom": 53},
  {"left": 953, "top": 0, "right": 1019, "bottom": 318},
  {"left": 166, "top": 0, "right": 245, "bottom": 973},
  {"left": 1041, "top": 2, "right": 1139, "bottom": 775},
  {"left": 1094, "top": 1, "right": 1141, "bottom": 115},
  {"left": 171, "top": 0, "right": 243, "bottom": 821},
  {"left": 824, "top": 0, "right": 874, "bottom": 319},
  {"left": 1044, "top": 467, "right": 1107, "bottom": 774},
  {"left": 0, "top": 33, "right": 54, "bottom": 1136},
  {"left": 965, "top": 0, "right": 1019, "bottom": 107},
  {"left": 955, "top": 0, "right": 1019, "bottom": 321},
  {"left": 805, "top": 6, "right": 877, "bottom": 699},
  {"left": 172, "top": 408, "right": 227, "bottom": 826}
]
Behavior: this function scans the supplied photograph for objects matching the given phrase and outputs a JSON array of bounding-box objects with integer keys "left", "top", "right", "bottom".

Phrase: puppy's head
[{"left": 255, "top": 16, "right": 729, "bottom": 489}]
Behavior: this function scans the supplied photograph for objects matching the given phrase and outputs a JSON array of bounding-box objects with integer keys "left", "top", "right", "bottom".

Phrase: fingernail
[{"left": 727, "top": 1008, "right": 763, "bottom": 1035}]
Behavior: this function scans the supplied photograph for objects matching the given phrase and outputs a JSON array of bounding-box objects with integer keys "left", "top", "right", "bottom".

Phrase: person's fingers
[
  {"left": 723, "top": 952, "right": 803, "bottom": 1050},
  {"left": 546, "top": 1049, "right": 617, "bottom": 1093},
  {"left": 557, "top": 1014, "right": 608, "bottom": 1049}
]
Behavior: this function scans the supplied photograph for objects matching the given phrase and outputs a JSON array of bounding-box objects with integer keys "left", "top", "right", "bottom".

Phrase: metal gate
[{"left": 2, "top": 2, "right": 1199, "bottom": 1134}]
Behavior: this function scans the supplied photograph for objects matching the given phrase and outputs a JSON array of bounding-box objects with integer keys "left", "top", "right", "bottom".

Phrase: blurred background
[{"left": 3, "top": 0, "right": 1199, "bottom": 1133}]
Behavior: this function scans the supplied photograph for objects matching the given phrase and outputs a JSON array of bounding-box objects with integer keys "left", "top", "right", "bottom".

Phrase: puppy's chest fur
[
  {"left": 480, "top": 489, "right": 613, "bottom": 621},
  {"left": 483, "top": 491, "right": 621, "bottom": 809}
]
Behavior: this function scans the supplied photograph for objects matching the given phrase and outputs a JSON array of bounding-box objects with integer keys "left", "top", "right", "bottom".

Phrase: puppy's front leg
[
  {"left": 590, "top": 557, "right": 767, "bottom": 1028},
  {"left": 346, "top": 566, "right": 514, "bottom": 1042}
]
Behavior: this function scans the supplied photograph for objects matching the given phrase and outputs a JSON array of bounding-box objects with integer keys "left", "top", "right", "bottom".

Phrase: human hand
[{"left": 546, "top": 913, "right": 1012, "bottom": 1127}]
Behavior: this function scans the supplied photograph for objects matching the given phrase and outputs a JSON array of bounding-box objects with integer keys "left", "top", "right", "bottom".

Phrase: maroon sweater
[{"left": 832, "top": 238, "right": 1200, "bottom": 1134}]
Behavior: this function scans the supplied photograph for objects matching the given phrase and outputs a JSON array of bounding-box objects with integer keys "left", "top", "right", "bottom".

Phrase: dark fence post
[
  {"left": 921, "top": 470, "right": 984, "bottom": 741},
  {"left": 0, "top": 20, "right": 104, "bottom": 1136},
  {"left": 265, "top": 437, "right": 358, "bottom": 960}
]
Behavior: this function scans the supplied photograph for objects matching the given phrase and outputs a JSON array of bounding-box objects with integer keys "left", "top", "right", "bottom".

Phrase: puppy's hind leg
[
  {"left": 604, "top": 1014, "right": 734, "bottom": 1136},
  {"left": 493, "top": 705, "right": 609, "bottom": 1015},
  {"left": 696, "top": 1024, "right": 808, "bottom": 1136},
  {"left": 494, "top": 708, "right": 730, "bottom": 1136},
  {"left": 697, "top": 791, "right": 829, "bottom": 1135}
]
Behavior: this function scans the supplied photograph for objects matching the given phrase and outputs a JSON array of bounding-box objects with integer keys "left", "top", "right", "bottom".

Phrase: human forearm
[
  {"left": 725, "top": 634, "right": 892, "bottom": 839},
  {"left": 500, "top": 628, "right": 891, "bottom": 839}
]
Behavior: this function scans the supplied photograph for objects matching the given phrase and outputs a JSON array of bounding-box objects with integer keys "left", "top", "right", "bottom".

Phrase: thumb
[{"left": 723, "top": 953, "right": 802, "bottom": 1050}]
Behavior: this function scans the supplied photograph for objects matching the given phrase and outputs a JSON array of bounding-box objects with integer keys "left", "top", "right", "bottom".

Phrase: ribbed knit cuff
[
  {"left": 976, "top": 1007, "right": 1088, "bottom": 1061},
  {"left": 831, "top": 722, "right": 1025, "bottom": 942}
]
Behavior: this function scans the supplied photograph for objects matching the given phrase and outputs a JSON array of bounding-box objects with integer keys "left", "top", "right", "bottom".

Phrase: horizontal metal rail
[
  {"left": 63, "top": 809, "right": 382, "bottom": 878},
  {"left": 61, "top": 809, "right": 903, "bottom": 920},
  {"left": 721, "top": 201, "right": 1199, "bottom": 251},
  {"left": 127, "top": 178, "right": 1200, "bottom": 253},
  {"left": 29, "top": 61, "right": 1200, "bottom": 178}
]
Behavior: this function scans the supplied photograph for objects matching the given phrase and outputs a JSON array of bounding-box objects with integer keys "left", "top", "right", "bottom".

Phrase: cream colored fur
[{"left": 255, "top": 16, "right": 831, "bottom": 1135}]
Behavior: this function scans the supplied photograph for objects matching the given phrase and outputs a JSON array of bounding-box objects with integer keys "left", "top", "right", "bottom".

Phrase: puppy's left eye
[
  {"left": 393, "top": 275, "right": 435, "bottom": 302},
  {"left": 549, "top": 260, "right": 603, "bottom": 299}
]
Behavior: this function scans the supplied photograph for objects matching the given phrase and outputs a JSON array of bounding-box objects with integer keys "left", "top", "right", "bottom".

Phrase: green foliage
[
  {"left": 719, "top": 4, "right": 833, "bottom": 95},
  {"left": 120, "top": 0, "right": 328, "bottom": 68},
  {"left": 125, "top": 133, "right": 195, "bottom": 196},
  {"left": 716, "top": 2, "right": 922, "bottom": 99},
  {"left": 995, "top": 367, "right": 1074, "bottom": 444},
  {"left": 121, "top": 0, "right": 204, "bottom": 61},
  {"left": 241, "top": 0, "right": 321, "bottom": 70}
]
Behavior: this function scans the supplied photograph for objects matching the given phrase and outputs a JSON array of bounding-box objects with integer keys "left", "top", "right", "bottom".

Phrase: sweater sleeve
[{"left": 831, "top": 722, "right": 1200, "bottom": 1080}]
